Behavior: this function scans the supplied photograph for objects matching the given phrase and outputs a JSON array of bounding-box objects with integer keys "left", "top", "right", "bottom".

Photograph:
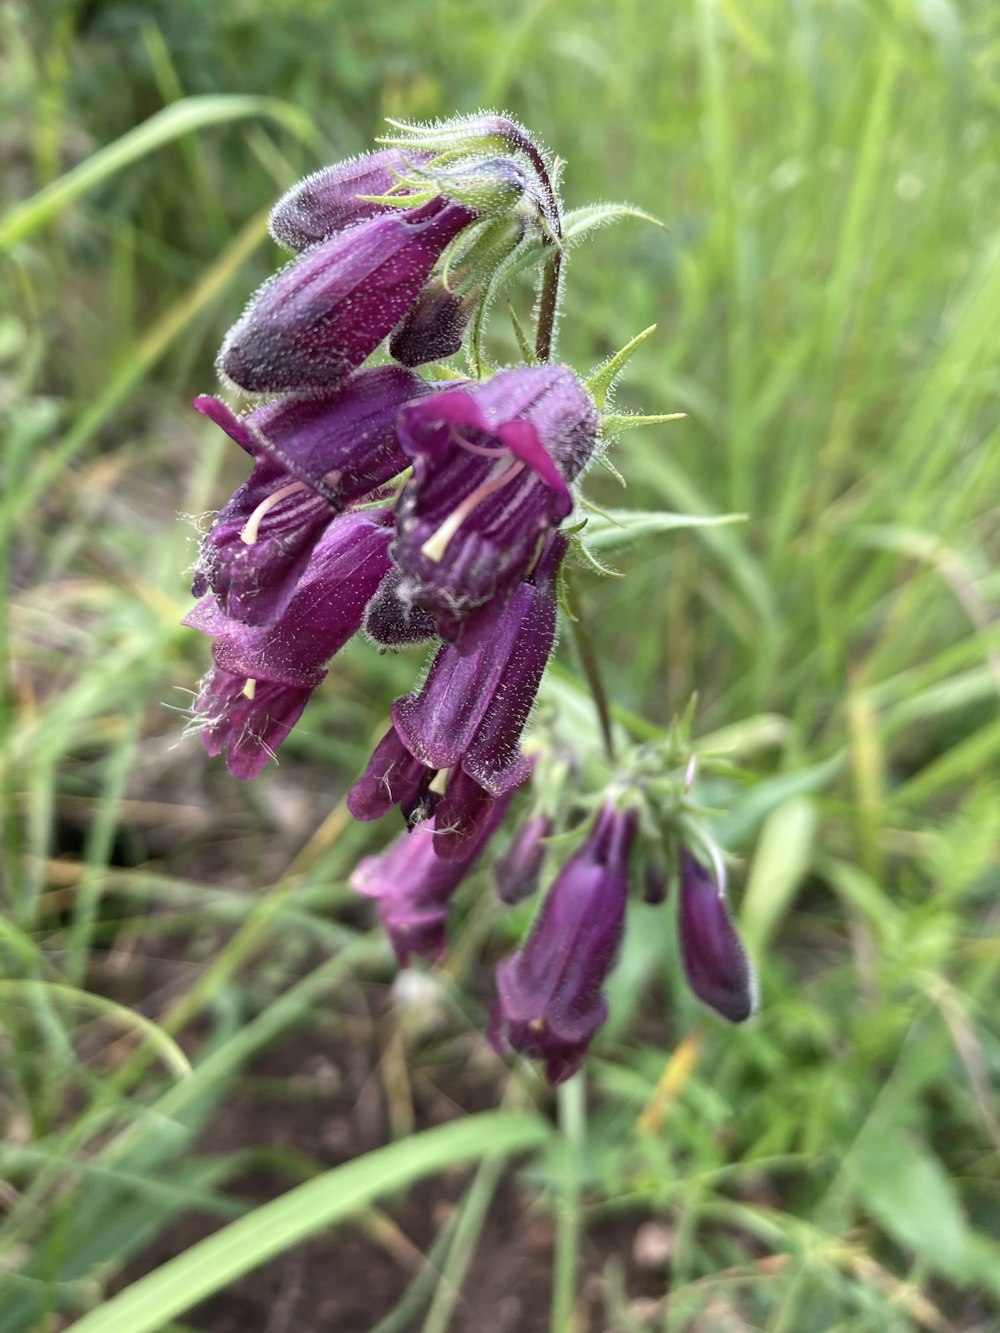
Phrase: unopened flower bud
[
  {"left": 494, "top": 815, "right": 552, "bottom": 904},
  {"left": 678, "top": 851, "right": 756, "bottom": 1023}
]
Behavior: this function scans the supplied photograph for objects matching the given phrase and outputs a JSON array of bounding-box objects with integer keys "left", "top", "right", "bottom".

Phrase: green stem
[
  {"left": 551, "top": 1072, "right": 585, "bottom": 1332},
  {"left": 535, "top": 244, "right": 563, "bottom": 363}
]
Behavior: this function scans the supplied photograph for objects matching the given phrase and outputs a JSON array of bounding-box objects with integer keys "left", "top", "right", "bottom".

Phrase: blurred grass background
[{"left": 2, "top": 0, "right": 999, "bottom": 1328}]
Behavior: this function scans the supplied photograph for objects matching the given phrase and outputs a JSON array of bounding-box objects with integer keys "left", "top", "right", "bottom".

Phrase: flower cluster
[{"left": 185, "top": 114, "right": 756, "bottom": 1085}]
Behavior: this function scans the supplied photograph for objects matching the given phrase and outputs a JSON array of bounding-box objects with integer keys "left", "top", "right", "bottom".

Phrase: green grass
[{"left": 2, "top": 0, "right": 998, "bottom": 1328}]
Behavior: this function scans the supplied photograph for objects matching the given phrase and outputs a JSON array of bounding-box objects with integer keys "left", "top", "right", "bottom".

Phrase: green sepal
[
  {"left": 568, "top": 533, "right": 625, "bottom": 579},
  {"left": 586, "top": 325, "right": 658, "bottom": 408},
  {"left": 562, "top": 202, "right": 666, "bottom": 244},
  {"left": 507, "top": 301, "right": 538, "bottom": 365},
  {"left": 602, "top": 411, "right": 687, "bottom": 435},
  {"left": 582, "top": 508, "right": 747, "bottom": 552}
]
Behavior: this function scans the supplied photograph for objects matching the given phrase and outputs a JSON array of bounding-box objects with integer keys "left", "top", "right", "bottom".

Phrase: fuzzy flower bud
[
  {"left": 219, "top": 198, "right": 478, "bottom": 395},
  {"left": 678, "top": 851, "right": 756, "bottom": 1023},
  {"left": 269, "top": 148, "right": 432, "bottom": 251},
  {"left": 491, "top": 803, "right": 637, "bottom": 1084}
]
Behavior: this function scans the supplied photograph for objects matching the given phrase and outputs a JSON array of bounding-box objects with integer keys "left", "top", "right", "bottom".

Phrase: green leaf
[
  {"left": 843, "top": 1133, "right": 971, "bottom": 1279},
  {"left": 67, "top": 1112, "right": 549, "bottom": 1333},
  {"left": 739, "top": 796, "right": 818, "bottom": 953},
  {"left": 585, "top": 325, "right": 658, "bottom": 408},
  {"left": 562, "top": 202, "right": 666, "bottom": 244},
  {"left": 581, "top": 507, "right": 747, "bottom": 552},
  {"left": 602, "top": 411, "right": 687, "bottom": 434}
]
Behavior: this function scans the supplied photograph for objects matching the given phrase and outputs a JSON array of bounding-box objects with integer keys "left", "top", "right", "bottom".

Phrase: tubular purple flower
[
  {"left": 350, "top": 794, "right": 512, "bottom": 966},
  {"left": 349, "top": 534, "right": 565, "bottom": 857},
  {"left": 185, "top": 508, "right": 393, "bottom": 777},
  {"left": 678, "top": 851, "right": 756, "bottom": 1023},
  {"left": 219, "top": 197, "right": 478, "bottom": 395},
  {"left": 391, "top": 366, "right": 596, "bottom": 649},
  {"left": 389, "top": 279, "right": 475, "bottom": 367},
  {"left": 235, "top": 366, "right": 436, "bottom": 508},
  {"left": 188, "top": 668, "right": 313, "bottom": 781},
  {"left": 193, "top": 368, "right": 433, "bottom": 625},
  {"left": 269, "top": 148, "right": 432, "bottom": 251},
  {"left": 491, "top": 803, "right": 638, "bottom": 1084},
  {"left": 494, "top": 815, "right": 552, "bottom": 905},
  {"left": 190, "top": 395, "right": 335, "bottom": 626}
]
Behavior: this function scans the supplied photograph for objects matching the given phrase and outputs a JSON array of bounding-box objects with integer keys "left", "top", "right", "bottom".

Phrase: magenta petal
[{"left": 496, "top": 419, "right": 570, "bottom": 500}]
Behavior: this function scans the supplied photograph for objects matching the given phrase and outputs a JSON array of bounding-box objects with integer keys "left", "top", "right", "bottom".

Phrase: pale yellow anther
[
  {"left": 242, "top": 678, "right": 258, "bottom": 700},
  {"left": 240, "top": 481, "right": 309, "bottom": 546},
  {"left": 420, "top": 460, "right": 525, "bottom": 563}
]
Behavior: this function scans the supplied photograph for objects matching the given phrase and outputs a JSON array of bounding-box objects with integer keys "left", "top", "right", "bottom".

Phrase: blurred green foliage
[{"left": 1, "top": 0, "right": 998, "bottom": 1328}]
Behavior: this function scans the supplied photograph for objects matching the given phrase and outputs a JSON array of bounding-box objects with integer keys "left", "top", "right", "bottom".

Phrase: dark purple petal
[
  {"left": 678, "top": 852, "right": 756, "bottom": 1023},
  {"left": 392, "top": 367, "right": 595, "bottom": 647},
  {"left": 350, "top": 795, "right": 512, "bottom": 966},
  {"left": 347, "top": 724, "right": 436, "bottom": 823},
  {"left": 492, "top": 803, "right": 637, "bottom": 1084},
  {"left": 494, "top": 815, "right": 552, "bottom": 904},
  {"left": 269, "top": 149, "right": 432, "bottom": 251},
  {"left": 185, "top": 510, "right": 393, "bottom": 776},
  {"left": 219, "top": 198, "right": 478, "bottom": 395},
  {"left": 389, "top": 279, "right": 474, "bottom": 367},
  {"left": 432, "top": 767, "right": 508, "bottom": 861},
  {"left": 192, "top": 396, "right": 335, "bottom": 626},
  {"left": 192, "top": 668, "right": 312, "bottom": 780},
  {"left": 244, "top": 366, "right": 436, "bottom": 507},
  {"left": 363, "top": 569, "right": 439, "bottom": 648}
]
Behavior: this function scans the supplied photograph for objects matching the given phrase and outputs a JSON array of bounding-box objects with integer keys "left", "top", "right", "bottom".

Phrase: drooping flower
[
  {"left": 677, "top": 851, "right": 756, "bottom": 1023},
  {"left": 491, "top": 803, "right": 637, "bottom": 1084},
  {"left": 389, "top": 278, "right": 475, "bottom": 367},
  {"left": 218, "top": 197, "right": 479, "bottom": 395},
  {"left": 389, "top": 366, "right": 597, "bottom": 649},
  {"left": 493, "top": 814, "right": 552, "bottom": 904},
  {"left": 269, "top": 148, "right": 433, "bottom": 251},
  {"left": 192, "top": 367, "right": 434, "bottom": 625},
  {"left": 185, "top": 508, "right": 393, "bottom": 778},
  {"left": 350, "top": 793, "right": 513, "bottom": 967},
  {"left": 349, "top": 534, "right": 565, "bottom": 857}
]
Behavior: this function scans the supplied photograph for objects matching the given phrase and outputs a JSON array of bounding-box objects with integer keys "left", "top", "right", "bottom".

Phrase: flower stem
[
  {"left": 563, "top": 569, "right": 616, "bottom": 761},
  {"left": 551, "top": 1071, "right": 586, "bottom": 1332},
  {"left": 535, "top": 244, "right": 562, "bottom": 363}
]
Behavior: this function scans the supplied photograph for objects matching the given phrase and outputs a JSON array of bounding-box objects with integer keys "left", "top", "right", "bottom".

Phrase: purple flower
[
  {"left": 389, "top": 278, "right": 475, "bottom": 367},
  {"left": 185, "top": 508, "right": 393, "bottom": 777},
  {"left": 191, "top": 396, "right": 335, "bottom": 626},
  {"left": 219, "top": 197, "right": 478, "bottom": 395},
  {"left": 192, "top": 368, "right": 432, "bottom": 625},
  {"left": 269, "top": 148, "right": 432, "bottom": 251},
  {"left": 678, "top": 851, "right": 756, "bottom": 1023},
  {"left": 494, "top": 815, "right": 552, "bottom": 904},
  {"left": 350, "top": 795, "right": 512, "bottom": 967},
  {"left": 491, "top": 803, "right": 637, "bottom": 1084},
  {"left": 348, "top": 534, "right": 565, "bottom": 857},
  {"left": 391, "top": 366, "right": 596, "bottom": 648}
]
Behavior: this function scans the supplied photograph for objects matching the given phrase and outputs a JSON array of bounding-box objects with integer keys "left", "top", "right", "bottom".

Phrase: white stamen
[
  {"left": 240, "top": 481, "right": 309, "bottom": 546},
  {"left": 428, "top": 767, "right": 450, "bottom": 796},
  {"left": 420, "top": 460, "right": 525, "bottom": 563},
  {"left": 449, "top": 423, "right": 509, "bottom": 458}
]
